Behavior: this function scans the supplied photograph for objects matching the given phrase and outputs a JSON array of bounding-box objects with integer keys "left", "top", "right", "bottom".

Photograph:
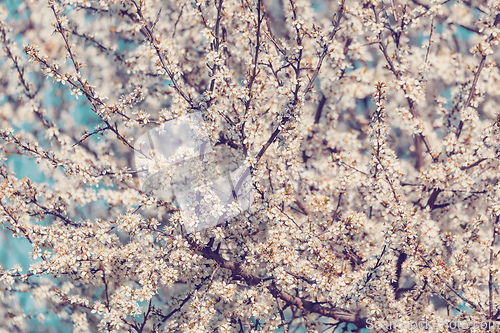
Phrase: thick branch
[{"left": 190, "top": 240, "right": 367, "bottom": 328}]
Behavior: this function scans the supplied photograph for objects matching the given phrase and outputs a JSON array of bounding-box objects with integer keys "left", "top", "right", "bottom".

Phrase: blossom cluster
[{"left": 1, "top": 0, "right": 500, "bottom": 332}]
